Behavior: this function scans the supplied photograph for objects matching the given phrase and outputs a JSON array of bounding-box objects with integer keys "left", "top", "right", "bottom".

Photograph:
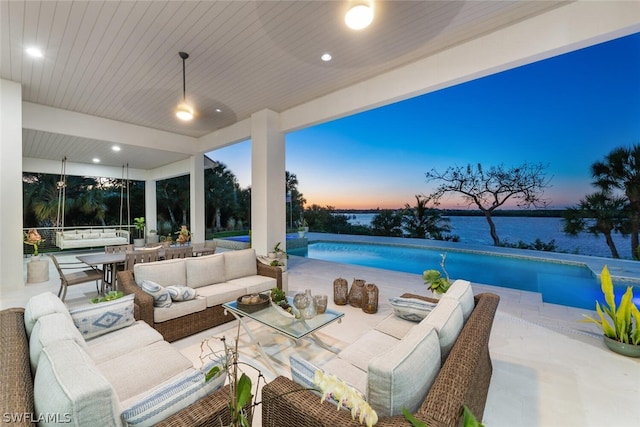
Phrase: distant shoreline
[{"left": 335, "top": 209, "right": 566, "bottom": 218}]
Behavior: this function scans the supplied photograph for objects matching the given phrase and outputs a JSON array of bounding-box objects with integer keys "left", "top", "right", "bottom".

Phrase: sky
[{"left": 208, "top": 32, "right": 640, "bottom": 211}]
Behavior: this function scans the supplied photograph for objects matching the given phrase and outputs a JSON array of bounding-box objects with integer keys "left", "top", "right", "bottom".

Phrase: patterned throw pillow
[
  {"left": 166, "top": 286, "right": 198, "bottom": 302},
  {"left": 121, "top": 360, "right": 226, "bottom": 427},
  {"left": 69, "top": 294, "right": 135, "bottom": 339},
  {"left": 388, "top": 297, "right": 437, "bottom": 322},
  {"left": 140, "top": 280, "right": 172, "bottom": 308}
]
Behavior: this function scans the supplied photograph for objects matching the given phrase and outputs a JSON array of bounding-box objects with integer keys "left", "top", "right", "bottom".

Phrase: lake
[{"left": 339, "top": 213, "right": 633, "bottom": 259}]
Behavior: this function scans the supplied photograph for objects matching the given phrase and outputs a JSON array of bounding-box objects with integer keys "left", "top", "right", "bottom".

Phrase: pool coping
[{"left": 301, "top": 232, "right": 640, "bottom": 285}]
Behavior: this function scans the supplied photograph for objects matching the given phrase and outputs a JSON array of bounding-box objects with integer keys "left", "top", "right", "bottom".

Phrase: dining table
[{"left": 76, "top": 244, "right": 216, "bottom": 291}]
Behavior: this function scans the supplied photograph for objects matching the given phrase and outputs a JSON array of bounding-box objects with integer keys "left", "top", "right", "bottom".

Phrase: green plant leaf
[
  {"left": 236, "top": 373, "right": 252, "bottom": 409},
  {"left": 401, "top": 407, "right": 428, "bottom": 427},
  {"left": 204, "top": 366, "right": 221, "bottom": 383},
  {"left": 601, "top": 266, "right": 616, "bottom": 315},
  {"left": 630, "top": 303, "right": 640, "bottom": 345},
  {"left": 463, "top": 406, "right": 484, "bottom": 427}
]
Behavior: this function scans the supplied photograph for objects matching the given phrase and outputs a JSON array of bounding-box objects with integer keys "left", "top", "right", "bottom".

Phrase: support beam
[
  {"left": 251, "top": 110, "right": 286, "bottom": 256},
  {"left": 1, "top": 80, "right": 25, "bottom": 289},
  {"left": 190, "top": 155, "right": 205, "bottom": 243}
]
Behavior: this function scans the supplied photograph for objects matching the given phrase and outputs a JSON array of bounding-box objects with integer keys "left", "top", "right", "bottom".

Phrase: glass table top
[{"left": 223, "top": 295, "right": 344, "bottom": 340}]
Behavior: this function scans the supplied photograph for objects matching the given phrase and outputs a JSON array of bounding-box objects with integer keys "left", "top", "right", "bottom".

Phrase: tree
[
  {"left": 591, "top": 144, "right": 640, "bottom": 259},
  {"left": 562, "top": 191, "right": 629, "bottom": 258},
  {"left": 402, "top": 195, "right": 451, "bottom": 239},
  {"left": 425, "top": 162, "right": 550, "bottom": 245},
  {"left": 371, "top": 209, "right": 403, "bottom": 237},
  {"left": 204, "top": 162, "right": 238, "bottom": 231},
  {"left": 286, "top": 171, "right": 306, "bottom": 229}
]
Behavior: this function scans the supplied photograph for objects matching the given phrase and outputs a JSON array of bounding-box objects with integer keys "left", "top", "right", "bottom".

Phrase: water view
[{"left": 341, "top": 213, "right": 632, "bottom": 259}]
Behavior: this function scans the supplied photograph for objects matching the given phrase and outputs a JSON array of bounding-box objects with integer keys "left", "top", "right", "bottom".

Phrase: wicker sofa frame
[
  {"left": 0, "top": 307, "right": 238, "bottom": 427},
  {"left": 261, "top": 292, "right": 500, "bottom": 427},
  {"left": 117, "top": 260, "right": 283, "bottom": 342}
]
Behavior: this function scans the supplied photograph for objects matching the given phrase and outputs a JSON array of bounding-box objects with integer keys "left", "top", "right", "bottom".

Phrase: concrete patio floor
[{"left": 4, "top": 243, "right": 640, "bottom": 427}]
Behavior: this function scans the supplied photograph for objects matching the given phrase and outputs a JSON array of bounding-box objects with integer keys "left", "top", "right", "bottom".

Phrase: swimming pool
[{"left": 288, "top": 241, "right": 638, "bottom": 310}]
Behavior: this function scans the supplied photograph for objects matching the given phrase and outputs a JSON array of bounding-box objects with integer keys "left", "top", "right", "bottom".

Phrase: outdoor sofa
[
  {"left": 117, "top": 248, "right": 283, "bottom": 342},
  {"left": 262, "top": 283, "right": 500, "bottom": 427},
  {"left": 1, "top": 292, "right": 235, "bottom": 427},
  {"left": 55, "top": 228, "right": 130, "bottom": 249}
]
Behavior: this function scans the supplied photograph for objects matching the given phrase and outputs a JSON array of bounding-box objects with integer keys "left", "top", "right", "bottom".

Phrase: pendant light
[{"left": 176, "top": 51, "right": 194, "bottom": 121}]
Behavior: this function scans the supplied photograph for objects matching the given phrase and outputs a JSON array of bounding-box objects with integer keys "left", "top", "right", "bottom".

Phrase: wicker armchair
[{"left": 262, "top": 292, "right": 500, "bottom": 427}]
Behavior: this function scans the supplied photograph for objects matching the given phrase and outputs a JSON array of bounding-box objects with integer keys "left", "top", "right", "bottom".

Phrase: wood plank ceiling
[{"left": 1, "top": 1, "right": 566, "bottom": 169}]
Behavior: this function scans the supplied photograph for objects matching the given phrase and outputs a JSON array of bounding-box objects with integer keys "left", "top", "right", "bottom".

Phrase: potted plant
[
  {"left": 160, "top": 235, "right": 174, "bottom": 248},
  {"left": 297, "top": 226, "right": 306, "bottom": 238},
  {"left": 24, "top": 229, "right": 45, "bottom": 260},
  {"left": 423, "top": 253, "right": 451, "bottom": 298},
  {"left": 175, "top": 225, "right": 191, "bottom": 245},
  {"left": 147, "top": 229, "right": 159, "bottom": 244},
  {"left": 133, "top": 217, "right": 146, "bottom": 247},
  {"left": 582, "top": 265, "right": 640, "bottom": 357}
]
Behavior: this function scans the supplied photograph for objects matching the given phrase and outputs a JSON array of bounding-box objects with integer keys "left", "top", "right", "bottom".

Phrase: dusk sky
[{"left": 209, "top": 32, "right": 640, "bottom": 210}]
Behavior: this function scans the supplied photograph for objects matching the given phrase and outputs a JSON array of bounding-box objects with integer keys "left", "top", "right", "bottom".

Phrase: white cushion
[
  {"left": 34, "top": 340, "right": 122, "bottom": 426},
  {"left": 97, "top": 340, "right": 193, "bottom": 402},
  {"left": 103, "top": 228, "right": 117, "bottom": 233},
  {"left": 69, "top": 294, "right": 136, "bottom": 339},
  {"left": 29, "top": 312, "right": 88, "bottom": 375},
  {"left": 100, "top": 232, "right": 118, "bottom": 238},
  {"left": 367, "top": 324, "right": 441, "bottom": 417},
  {"left": 185, "top": 254, "right": 226, "bottom": 288},
  {"left": 321, "top": 357, "right": 368, "bottom": 394},
  {"left": 166, "top": 285, "right": 198, "bottom": 301},
  {"left": 24, "top": 292, "right": 72, "bottom": 337},
  {"left": 86, "top": 321, "right": 164, "bottom": 364},
  {"left": 442, "top": 279, "right": 474, "bottom": 321},
  {"left": 388, "top": 296, "right": 437, "bottom": 322},
  {"left": 421, "top": 298, "right": 464, "bottom": 362},
  {"left": 153, "top": 297, "right": 207, "bottom": 323},
  {"left": 338, "top": 330, "right": 399, "bottom": 371},
  {"left": 196, "top": 283, "right": 248, "bottom": 307},
  {"left": 374, "top": 313, "right": 415, "bottom": 339},
  {"left": 223, "top": 248, "right": 257, "bottom": 280},
  {"left": 82, "top": 233, "right": 101, "bottom": 239},
  {"left": 134, "top": 258, "right": 186, "bottom": 288},
  {"left": 139, "top": 280, "right": 173, "bottom": 308},
  {"left": 63, "top": 233, "right": 83, "bottom": 240},
  {"left": 121, "top": 360, "right": 226, "bottom": 427}
]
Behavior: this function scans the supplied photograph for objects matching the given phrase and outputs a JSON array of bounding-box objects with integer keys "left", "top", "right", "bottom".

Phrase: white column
[
  {"left": 251, "top": 109, "right": 286, "bottom": 256},
  {"left": 0, "top": 79, "right": 25, "bottom": 289},
  {"left": 190, "top": 155, "right": 205, "bottom": 242},
  {"left": 145, "top": 179, "right": 157, "bottom": 234}
]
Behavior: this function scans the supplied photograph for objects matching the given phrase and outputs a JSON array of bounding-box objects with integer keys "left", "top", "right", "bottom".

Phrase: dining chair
[
  {"left": 164, "top": 245, "right": 193, "bottom": 259},
  {"left": 51, "top": 255, "right": 104, "bottom": 301},
  {"left": 124, "top": 248, "right": 160, "bottom": 271},
  {"left": 104, "top": 244, "right": 133, "bottom": 285}
]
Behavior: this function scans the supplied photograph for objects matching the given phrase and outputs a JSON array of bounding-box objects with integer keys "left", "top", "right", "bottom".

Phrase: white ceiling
[{"left": 3, "top": 0, "right": 571, "bottom": 169}]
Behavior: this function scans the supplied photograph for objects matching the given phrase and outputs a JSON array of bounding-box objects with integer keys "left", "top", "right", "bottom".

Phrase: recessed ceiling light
[
  {"left": 321, "top": 53, "right": 332, "bottom": 62},
  {"left": 92, "top": 158, "right": 100, "bottom": 163},
  {"left": 345, "top": 4, "right": 374, "bottom": 30},
  {"left": 111, "top": 145, "right": 121, "bottom": 152},
  {"left": 215, "top": 108, "right": 222, "bottom": 113},
  {"left": 25, "top": 47, "right": 43, "bottom": 58}
]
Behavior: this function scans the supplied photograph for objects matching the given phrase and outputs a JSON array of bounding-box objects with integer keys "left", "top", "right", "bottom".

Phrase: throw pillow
[
  {"left": 166, "top": 285, "right": 198, "bottom": 301},
  {"left": 69, "top": 294, "right": 135, "bottom": 339},
  {"left": 388, "top": 296, "right": 437, "bottom": 322},
  {"left": 140, "top": 280, "right": 172, "bottom": 308},
  {"left": 24, "top": 291, "right": 73, "bottom": 337},
  {"left": 121, "top": 360, "right": 226, "bottom": 427}
]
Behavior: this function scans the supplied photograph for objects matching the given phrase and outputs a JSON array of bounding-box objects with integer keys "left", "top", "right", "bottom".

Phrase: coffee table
[{"left": 222, "top": 296, "right": 344, "bottom": 373}]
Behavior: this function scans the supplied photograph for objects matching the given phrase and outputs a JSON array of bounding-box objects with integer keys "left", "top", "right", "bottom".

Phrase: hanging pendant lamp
[{"left": 176, "top": 51, "right": 194, "bottom": 121}]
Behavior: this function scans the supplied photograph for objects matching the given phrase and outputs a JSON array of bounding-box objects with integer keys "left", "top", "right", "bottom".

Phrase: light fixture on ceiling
[
  {"left": 25, "top": 47, "right": 43, "bottom": 58},
  {"left": 345, "top": 2, "right": 373, "bottom": 30},
  {"left": 176, "top": 51, "right": 194, "bottom": 121},
  {"left": 321, "top": 53, "right": 332, "bottom": 62},
  {"left": 92, "top": 158, "right": 100, "bottom": 163}
]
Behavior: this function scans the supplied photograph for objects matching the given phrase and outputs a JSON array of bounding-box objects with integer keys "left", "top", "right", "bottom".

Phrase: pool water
[{"left": 288, "top": 241, "right": 637, "bottom": 310}]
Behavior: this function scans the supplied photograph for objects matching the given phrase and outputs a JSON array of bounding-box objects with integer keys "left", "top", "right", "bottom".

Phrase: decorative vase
[
  {"left": 293, "top": 293, "right": 309, "bottom": 319},
  {"left": 348, "top": 279, "right": 366, "bottom": 308},
  {"left": 30, "top": 254, "right": 41, "bottom": 262},
  {"left": 333, "top": 277, "right": 349, "bottom": 305},
  {"left": 603, "top": 336, "right": 640, "bottom": 358},
  {"left": 302, "top": 289, "right": 316, "bottom": 319},
  {"left": 362, "top": 283, "right": 379, "bottom": 314}
]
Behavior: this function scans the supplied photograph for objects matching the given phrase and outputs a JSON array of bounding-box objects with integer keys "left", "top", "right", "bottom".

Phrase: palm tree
[
  {"left": 371, "top": 209, "right": 403, "bottom": 237},
  {"left": 591, "top": 144, "right": 640, "bottom": 259},
  {"left": 205, "top": 161, "right": 239, "bottom": 231},
  {"left": 402, "top": 195, "right": 451, "bottom": 239},
  {"left": 562, "top": 192, "right": 629, "bottom": 258}
]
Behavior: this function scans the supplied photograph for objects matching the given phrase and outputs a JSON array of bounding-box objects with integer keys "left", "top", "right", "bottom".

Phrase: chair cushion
[
  {"left": 121, "top": 360, "right": 226, "bottom": 427},
  {"left": 196, "top": 283, "right": 248, "bottom": 307},
  {"left": 166, "top": 285, "right": 198, "bottom": 301},
  {"left": 34, "top": 340, "right": 121, "bottom": 426},
  {"left": 24, "top": 291, "right": 72, "bottom": 337},
  {"left": 442, "top": 279, "right": 474, "bottom": 321},
  {"left": 86, "top": 320, "right": 164, "bottom": 364},
  {"left": 223, "top": 248, "right": 257, "bottom": 280},
  {"left": 338, "top": 330, "right": 399, "bottom": 371},
  {"left": 69, "top": 294, "right": 136, "bottom": 339},
  {"left": 153, "top": 297, "right": 207, "bottom": 323},
  {"left": 227, "top": 275, "right": 277, "bottom": 294},
  {"left": 421, "top": 298, "right": 464, "bottom": 362},
  {"left": 29, "top": 312, "right": 88, "bottom": 374},
  {"left": 367, "top": 323, "right": 441, "bottom": 417},
  {"left": 374, "top": 313, "right": 415, "bottom": 339},
  {"left": 185, "top": 254, "right": 226, "bottom": 288},
  {"left": 134, "top": 258, "right": 186, "bottom": 287},
  {"left": 388, "top": 296, "right": 437, "bottom": 322},
  {"left": 139, "top": 280, "right": 173, "bottom": 308}
]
